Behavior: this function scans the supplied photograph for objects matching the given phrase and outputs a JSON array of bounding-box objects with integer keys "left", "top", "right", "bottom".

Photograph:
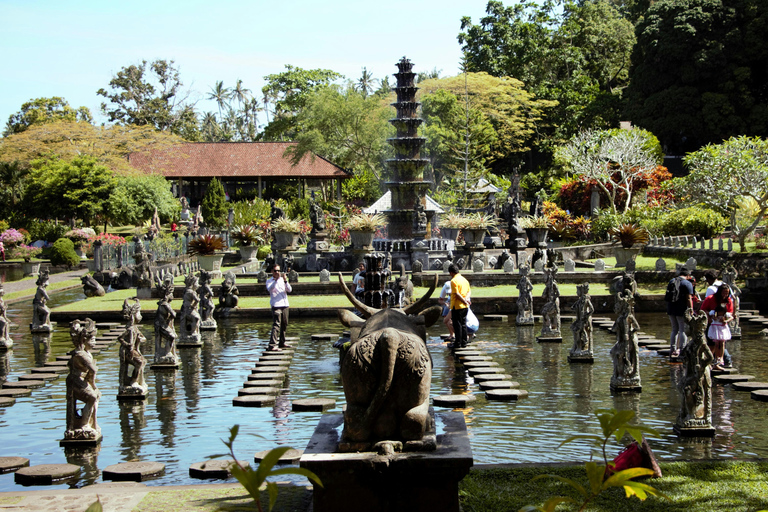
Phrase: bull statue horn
[
  {"left": 337, "top": 273, "right": 378, "bottom": 319},
  {"left": 403, "top": 273, "right": 438, "bottom": 315}
]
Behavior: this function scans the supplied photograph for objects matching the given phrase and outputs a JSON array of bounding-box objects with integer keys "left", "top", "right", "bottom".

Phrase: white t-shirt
[
  {"left": 705, "top": 280, "right": 723, "bottom": 298},
  {"left": 439, "top": 281, "right": 451, "bottom": 304},
  {"left": 353, "top": 271, "right": 365, "bottom": 293}
]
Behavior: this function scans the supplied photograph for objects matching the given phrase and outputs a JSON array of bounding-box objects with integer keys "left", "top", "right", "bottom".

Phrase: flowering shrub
[
  {"left": 90, "top": 232, "right": 126, "bottom": 246},
  {"left": 64, "top": 228, "right": 96, "bottom": 244},
  {"left": 10, "top": 244, "right": 43, "bottom": 261},
  {"left": 0, "top": 228, "right": 25, "bottom": 247}
]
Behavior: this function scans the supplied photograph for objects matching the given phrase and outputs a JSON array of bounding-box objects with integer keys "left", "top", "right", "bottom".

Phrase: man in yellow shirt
[{"left": 449, "top": 264, "right": 471, "bottom": 349}]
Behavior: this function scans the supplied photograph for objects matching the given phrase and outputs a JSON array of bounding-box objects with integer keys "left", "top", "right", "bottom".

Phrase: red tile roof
[{"left": 127, "top": 142, "right": 351, "bottom": 180}]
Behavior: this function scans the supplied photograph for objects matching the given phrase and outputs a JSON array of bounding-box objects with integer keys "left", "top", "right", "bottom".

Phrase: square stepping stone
[
  {"left": 4, "top": 380, "right": 44, "bottom": 389},
  {"left": 247, "top": 373, "right": 285, "bottom": 381},
  {"left": 254, "top": 448, "right": 302, "bottom": 464},
  {"left": 478, "top": 380, "right": 520, "bottom": 391},
  {"left": 485, "top": 389, "right": 528, "bottom": 401},
  {"left": 472, "top": 373, "right": 512, "bottom": 382},
  {"left": 15, "top": 463, "right": 80, "bottom": 485},
  {"left": 238, "top": 387, "right": 280, "bottom": 396},
  {"left": 432, "top": 395, "right": 477, "bottom": 407},
  {"left": 0, "top": 456, "right": 29, "bottom": 474},
  {"left": 467, "top": 366, "right": 505, "bottom": 376},
  {"left": 102, "top": 461, "right": 165, "bottom": 482},
  {"left": 0, "top": 388, "right": 31, "bottom": 398},
  {"left": 292, "top": 398, "right": 336, "bottom": 412},
  {"left": 190, "top": 459, "right": 247, "bottom": 479},
  {"left": 233, "top": 395, "right": 276, "bottom": 407}
]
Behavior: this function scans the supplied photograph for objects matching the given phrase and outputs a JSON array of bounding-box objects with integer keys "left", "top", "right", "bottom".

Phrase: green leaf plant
[
  {"left": 210, "top": 425, "right": 323, "bottom": 512},
  {"left": 520, "top": 409, "right": 669, "bottom": 512}
]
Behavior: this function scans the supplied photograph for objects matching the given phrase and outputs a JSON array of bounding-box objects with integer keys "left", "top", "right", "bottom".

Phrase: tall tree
[
  {"left": 4, "top": 97, "right": 92, "bottom": 136},
  {"left": 97, "top": 59, "right": 198, "bottom": 136},
  {"left": 207, "top": 80, "right": 232, "bottom": 120},
  {"left": 201, "top": 177, "right": 227, "bottom": 228},
  {"left": 107, "top": 173, "right": 180, "bottom": 226},
  {"left": 625, "top": 0, "right": 768, "bottom": 153},
  {"left": 356, "top": 67, "right": 378, "bottom": 98}
]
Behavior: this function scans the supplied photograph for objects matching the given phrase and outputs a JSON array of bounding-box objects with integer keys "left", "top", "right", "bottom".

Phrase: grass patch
[
  {"left": 460, "top": 460, "right": 768, "bottom": 512},
  {"left": 584, "top": 254, "right": 688, "bottom": 271},
  {"left": 132, "top": 484, "right": 312, "bottom": 512},
  {"left": 4, "top": 277, "right": 83, "bottom": 303}
]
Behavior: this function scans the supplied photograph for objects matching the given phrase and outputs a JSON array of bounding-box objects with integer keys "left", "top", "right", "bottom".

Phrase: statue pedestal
[
  {"left": 568, "top": 353, "right": 594, "bottom": 363},
  {"left": 673, "top": 423, "right": 715, "bottom": 437},
  {"left": 300, "top": 411, "right": 473, "bottom": 512},
  {"left": 610, "top": 382, "right": 642, "bottom": 393},
  {"left": 60, "top": 434, "right": 102, "bottom": 448},
  {"left": 536, "top": 335, "right": 562, "bottom": 343},
  {"left": 200, "top": 319, "right": 217, "bottom": 331}
]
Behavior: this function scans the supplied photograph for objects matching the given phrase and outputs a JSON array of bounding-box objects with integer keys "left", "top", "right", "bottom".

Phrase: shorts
[{"left": 441, "top": 305, "right": 449, "bottom": 317}]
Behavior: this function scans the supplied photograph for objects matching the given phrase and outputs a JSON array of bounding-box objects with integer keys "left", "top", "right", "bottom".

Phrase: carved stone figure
[
  {"left": 31, "top": 270, "right": 52, "bottom": 333},
  {"left": 539, "top": 266, "right": 561, "bottom": 338},
  {"left": 675, "top": 309, "right": 714, "bottom": 435},
  {"left": 516, "top": 265, "right": 535, "bottom": 325},
  {"left": 413, "top": 203, "right": 427, "bottom": 234},
  {"left": 64, "top": 319, "right": 101, "bottom": 443},
  {"left": 198, "top": 270, "right": 217, "bottom": 330},
  {"left": 609, "top": 271, "right": 638, "bottom": 333},
  {"left": 269, "top": 199, "right": 285, "bottom": 223},
  {"left": 309, "top": 198, "right": 326, "bottom": 233},
  {"left": 610, "top": 291, "right": 642, "bottom": 391},
  {"left": 335, "top": 274, "right": 441, "bottom": 453},
  {"left": 722, "top": 267, "right": 741, "bottom": 337},
  {"left": 569, "top": 283, "right": 594, "bottom": 362},
  {"left": 133, "top": 240, "right": 153, "bottom": 290},
  {"left": 393, "top": 263, "right": 414, "bottom": 307},
  {"left": 81, "top": 275, "right": 106, "bottom": 297},
  {"left": 117, "top": 298, "right": 147, "bottom": 399},
  {"left": 178, "top": 273, "right": 202, "bottom": 344},
  {"left": 215, "top": 272, "right": 239, "bottom": 318},
  {"left": 0, "top": 285, "right": 11, "bottom": 350},
  {"left": 152, "top": 274, "right": 179, "bottom": 368}
]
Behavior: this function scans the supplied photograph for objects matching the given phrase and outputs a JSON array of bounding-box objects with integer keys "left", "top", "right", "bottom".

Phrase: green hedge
[{"left": 49, "top": 238, "right": 80, "bottom": 268}]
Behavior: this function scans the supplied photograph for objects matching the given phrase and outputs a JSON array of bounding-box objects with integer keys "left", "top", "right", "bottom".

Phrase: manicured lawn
[{"left": 3, "top": 277, "right": 83, "bottom": 303}]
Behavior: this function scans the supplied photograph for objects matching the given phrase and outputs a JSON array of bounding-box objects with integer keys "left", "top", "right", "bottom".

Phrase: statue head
[
  {"left": 122, "top": 297, "right": 142, "bottom": 324},
  {"left": 70, "top": 318, "right": 97, "bottom": 350},
  {"left": 36, "top": 269, "right": 50, "bottom": 287},
  {"left": 184, "top": 272, "right": 198, "bottom": 289}
]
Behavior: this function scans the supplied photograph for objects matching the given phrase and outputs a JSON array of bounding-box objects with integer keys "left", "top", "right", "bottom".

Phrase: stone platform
[{"left": 300, "top": 411, "right": 473, "bottom": 512}]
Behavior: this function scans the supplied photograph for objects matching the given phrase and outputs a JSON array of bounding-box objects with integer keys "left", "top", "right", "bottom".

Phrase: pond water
[
  {"left": 1, "top": 288, "right": 767, "bottom": 492},
  {"left": 0, "top": 267, "right": 24, "bottom": 283}
]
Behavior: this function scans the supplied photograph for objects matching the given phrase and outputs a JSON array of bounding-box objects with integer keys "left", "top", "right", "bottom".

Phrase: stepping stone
[
  {"left": 0, "top": 397, "right": 15, "bottom": 407},
  {"left": 463, "top": 361, "right": 499, "bottom": 369},
  {"left": 732, "top": 381, "right": 768, "bottom": 392},
  {"left": 19, "top": 373, "right": 59, "bottom": 382},
  {"left": 750, "top": 390, "right": 768, "bottom": 402},
  {"left": 292, "top": 398, "right": 336, "bottom": 412},
  {"left": 478, "top": 380, "right": 520, "bottom": 391},
  {"left": 238, "top": 387, "right": 280, "bottom": 396},
  {"left": 260, "top": 354, "right": 292, "bottom": 361},
  {"left": 190, "top": 459, "right": 246, "bottom": 479},
  {"left": 433, "top": 394, "right": 477, "bottom": 407},
  {"left": 472, "top": 373, "right": 512, "bottom": 382},
  {"left": 56, "top": 355, "right": 72, "bottom": 361},
  {"left": 0, "top": 388, "right": 31, "bottom": 398},
  {"left": 103, "top": 461, "right": 165, "bottom": 482},
  {"left": 710, "top": 367, "right": 739, "bottom": 376},
  {"left": 243, "top": 380, "right": 283, "bottom": 389},
  {"left": 253, "top": 360, "right": 288, "bottom": 367},
  {"left": 15, "top": 464, "right": 80, "bottom": 485},
  {"left": 714, "top": 374, "right": 755, "bottom": 384},
  {"left": 284, "top": 337, "right": 300, "bottom": 341},
  {"left": 467, "top": 367, "right": 506, "bottom": 376},
  {"left": 657, "top": 349, "right": 671, "bottom": 356},
  {"left": 254, "top": 448, "right": 303, "bottom": 464},
  {"left": 636, "top": 339, "right": 657, "bottom": 347},
  {"left": 644, "top": 344, "right": 668, "bottom": 351},
  {"left": 262, "top": 348, "right": 294, "bottom": 355},
  {"left": 636, "top": 334, "right": 655, "bottom": 340},
  {"left": 453, "top": 350, "right": 483, "bottom": 357},
  {"left": 310, "top": 333, "right": 334, "bottom": 341},
  {"left": 247, "top": 373, "right": 285, "bottom": 381},
  {"left": 485, "top": 389, "right": 529, "bottom": 401},
  {"left": 96, "top": 322, "right": 121, "bottom": 329},
  {"left": 0, "top": 457, "right": 29, "bottom": 474},
  {"left": 4, "top": 380, "right": 44, "bottom": 389},
  {"left": 483, "top": 315, "right": 508, "bottom": 322},
  {"left": 233, "top": 395, "right": 276, "bottom": 407},
  {"left": 459, "top": 355, "right": 492, "bottom": 362},
  {"left": 251, "top": 365, "right": 288, "bottom": 373},
  {"left": 32, "top": 366, "right": 68, "bottom": 375}
]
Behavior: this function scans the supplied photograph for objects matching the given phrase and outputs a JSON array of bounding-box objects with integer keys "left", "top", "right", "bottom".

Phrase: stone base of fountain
[
  {"left": 537, "top": 335, "right": 562, "bottom": 343},
  {"left": 301, "top": 411, "right": 473, "bottom": 512},
  {"left": 59, "top": 434, "right": 102, "bottom": 448},
  {"left": 673, "top": 423, "right": 716, "bottom": 437},
  {"left": 568, "top": 353, "right": 594, "bottom": 363}
]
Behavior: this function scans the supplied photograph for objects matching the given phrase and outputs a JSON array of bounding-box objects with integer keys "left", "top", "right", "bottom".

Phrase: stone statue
[
  {"left": 309, "top": 198, "right": 326, "bottom": 233},
  {"left": 215, "top": 271, "right": 239, "bottom": 318},
  {"left": 0, "top": 285, "right": 11, "bottom": 350},
  {"left": 539, "top": 266, "right": 561, "bottom": 338},
  {"left": 31, "top": 270, "right": 52, "bottom": 333},
  {"left": 117, "top": 298, "right": 147, "bottom": 399},
  {"left": 64, "top": 318, "right": 101, "bottom": 442},
  {"left": 133, "top": 239, "right": 153, "bottom": 289},
  {"left": 413, "top": 203, "right": 427, "bottom": 234},
  {"left": 610, "top": 290, "right": 641, "bottom": 391},
  {"left": 146, "top": 207, "right": 162, "bottom": 240},
  {"left": 152, "top": 274, "right": 179, "bottom": 367},
  {"left": 675, "top": 309, "right": 714, "bottom": 434},
  {"left": 180, "top": 197, "right": 191, "bottom": 222},
  {"left": 722, "top": 267, "right": 741, "bottom": 337},
  {"left": 178, "top": 273, "right": 201, "bottom": 344},
  {"left": 609, "top": 271, "right": 638, "bottom": 333},
  {"left": 81, "top": 274, "right": 106, "bottom": 297},
  {"left": 269, "top": 199, "right": 285, "bottom": 223},
  {"left": 516, "top": 265, "right": 535, "bottom": 325},
  {"left": 198, "top": 270, "right": 217, "bottom": 330},
  {"left": 569, "top": 283, "right": 594, "bottom": 361}
]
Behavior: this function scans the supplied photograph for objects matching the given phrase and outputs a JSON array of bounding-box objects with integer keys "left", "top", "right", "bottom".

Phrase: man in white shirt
[
  {"left": 438, "top": 280, "right": 454, "bottom": 341},
  {"left": 266, "top": 264, "right": 292, "bottom": 351},
  {"left": 352, "top": 263, "right": 366, "bottom": 298},
  {"left": 703, "top": 269, "right": 723, "bottom": 297}
]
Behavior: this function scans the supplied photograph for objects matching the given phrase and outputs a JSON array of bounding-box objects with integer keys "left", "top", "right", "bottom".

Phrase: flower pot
[
  {"left": 462, "top": 228, "right": 487, "bottom": 247},
  {"left": 197, "top": 253, "right": 224, "bottom": 272},
  {"left": 74, "top": 247, "right": 86, "bottom": 260},
  {"left": 440, "top": 227, "right": 460, "bottom": 242},
  {"left": 614, "top": 246, "right": 642, "bottom": 267},
  {"left": 239, "top": 245, "right": 259, "bottom": 262},
  {"left": 349, "top": 230, "right": 375, "bottom": 250},
  {"left": 525, "top": 228, "right": 549, "bottom": 248},
  {"left": 273, "top": 232, "right": 299, "bottom": 250},
  {"left": 21, "top": 261, "right": 41, "bottom": 277}
]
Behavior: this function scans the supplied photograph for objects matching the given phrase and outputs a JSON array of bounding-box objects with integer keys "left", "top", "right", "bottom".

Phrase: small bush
[
  {"left": 659, "top": 207, "right": 727, "bottom": 239},
  {"left": 49, "top": 238, "right": 80, "bottom": 268},
  {"left": 256, "top": 245, "right": 271, "bottom": 259},
  {"left": 26, "top": 220, "right": 68, "bottom": 243}
]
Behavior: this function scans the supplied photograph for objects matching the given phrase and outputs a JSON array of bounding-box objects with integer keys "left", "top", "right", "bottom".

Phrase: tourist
[
  {"left": 0, "top": 241, "right": 4, "bottom": 261},
  {"left": 438, "top": 279, "right": 455, "bottom": 341},
  {"left": 171, "top": 221, "right": 177, "bottom": 233},
  {"left": 701, "top": 284, "right": 734, "bottom": 370},
  {"left": 707, "top": 304, "right": 732, "bottom": 371},
  {"left": 665, "top": 266, "right": 694, "bottom": 357},
  {"left": 449, "top": 264, "right": 470, "bottom": 349},
  {"left": 353, "top": 263, "right": 366, "bottom": 299},
  {"left": 703, "top": 269, "right": 733, "bottom": 366},
  {"left": 266, "top": 264, "right": 292, "bottom": 351}
]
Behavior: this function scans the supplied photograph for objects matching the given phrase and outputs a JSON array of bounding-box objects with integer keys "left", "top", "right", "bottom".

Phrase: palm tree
[
  {"left": 207, "top": 81, "right": 231, "bottom": 120},
  {"left": 0, "top": 161, "right": 29, "bottom": 207},
  {"left": 200, "top": 112, "right": 219, "bottom": 141},
  {"left": 356, "top": 67, "right": 378, "bottom": 98},
  {"left": 232, "top": 79, "right": 251, "bottom": 110}
]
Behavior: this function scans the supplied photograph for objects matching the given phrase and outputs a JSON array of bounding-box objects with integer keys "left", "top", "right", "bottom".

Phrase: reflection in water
[
  {"left": 119, "top": 401, "right": 146, "bottom": 461},
  {"left": 64, "top": 445, "right": 100, "bottom": 487},
  {"left": 200, "top": 331, "right": 220, "bottom": 381},
  {"left": 541, "top": 343, "right": 561, "bottom": 398},
  {"left": 180, "top": 348, "right": 201, "bottom": 411},
  {"left": 612, "top": 390, "right": 641, "bottom": 421},
  {"left": 570, "top": 363, "right": 593, "bottom": 418},
  {"left": 155, "top": 370, "right": 177, "bottom": 449},
  {"left": 0, "top": 350, "right": 9, "bottom": 383},
  {"left": 32, "top": 334, "right": 51, "bottom": 366}
]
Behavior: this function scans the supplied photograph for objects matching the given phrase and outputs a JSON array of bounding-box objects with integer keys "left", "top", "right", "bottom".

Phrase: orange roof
[{"left": 127, "top": 142, "right": 351, "bottom": 180}]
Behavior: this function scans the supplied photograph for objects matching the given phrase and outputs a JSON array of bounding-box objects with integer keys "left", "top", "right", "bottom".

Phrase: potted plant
[
  {"left": 231, "top": 224, "right": 264, "bottom": 262},
  {"left": 271, "top": 217, "right": 302, "bottom": 250},
  {"left": 188, "top": 234, "right": 227, "bottom": 271},
  {"left": 438, "top": 213, "right": 464, "bottom": 242},
  {"left": 11, "top": 244, "right": 43, "bottom": 276},
  {"left": 549, "top": 221, "right": 575, "bottom": 248},
  {"left": 346, "top": 213, "right": 386, "bottom": 250},
  {"left": 64, "top": 228, "right": 96, "bottom": 259},
  {"left": 460, "top": 213, "right": 497, "bottom": 247},
  {"left": 609, "top": 223, "right": 650, "bottom": 266},
  {"left": 519, "top": 215, "right": 550, "bottom": 248}
]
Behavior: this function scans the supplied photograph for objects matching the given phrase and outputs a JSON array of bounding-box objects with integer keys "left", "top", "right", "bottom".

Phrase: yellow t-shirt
[{"left": 450, "top": 274, "right": 470, "bottom": 310}]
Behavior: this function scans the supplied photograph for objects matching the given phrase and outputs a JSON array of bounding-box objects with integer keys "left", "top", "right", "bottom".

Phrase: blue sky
[{"left": 0, "top": 0, "right": 491, "bottom": 129}]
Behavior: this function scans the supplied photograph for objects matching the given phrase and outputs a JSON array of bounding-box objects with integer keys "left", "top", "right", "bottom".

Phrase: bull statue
[{"left": 336, "top": 273, "right": 441, "bottom": 454}]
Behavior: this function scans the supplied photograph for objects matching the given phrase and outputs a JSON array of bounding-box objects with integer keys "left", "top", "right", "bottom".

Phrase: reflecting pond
[{"left": 1, "top": 288, "right": 767, "bottom": 492}]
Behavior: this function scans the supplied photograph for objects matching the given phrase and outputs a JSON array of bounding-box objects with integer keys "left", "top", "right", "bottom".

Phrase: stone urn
[
  {"left": 349, "top": 230, "right": 375, "bottom": 250},
  {"left": 273, "top": 232, "right": 299, "bottom": 250},
  {"left": 614, "top": 246, "right": 642, "bottom": 267},
  {"left": 21, "top": 261, "right": 41, "bottom": 277},
  {"left": 525, "top": 228, "right": 549, "bottom": 248},
  {"left": 197, "top": 253, "right": 224, "bottom": 272},
  {"left": 462, "top": 228, "right": 487, "bottom": 247},
  {"left": 238, "top": 245, "right": 259, "bottom": 262},
  {"left": 74, "top": 246, "right": 86, "bottom": 260},
  {"left": 440, "top": 227, "right": 460, "bottom": 243}
]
